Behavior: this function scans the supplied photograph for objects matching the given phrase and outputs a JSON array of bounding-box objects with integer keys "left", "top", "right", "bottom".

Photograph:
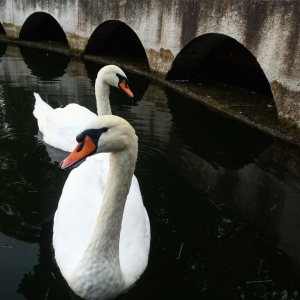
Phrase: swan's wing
[
  {"left": 33, "top": 92, "right": 53, "bottom": 134},
  {"left": 33, "top": 93, "right": 96, "bottom": 152},
  {"left": 120, "top": 176, "right": 151, "bottom": 286},
  {"left": 53, "top": 153, "right": 109, "bottom": 277},
  {"left": 33, "top": 92, "right": 53, "bottom": 119},
  {"left": 43, "top": 104, "right": 96, "bottom": 152}
]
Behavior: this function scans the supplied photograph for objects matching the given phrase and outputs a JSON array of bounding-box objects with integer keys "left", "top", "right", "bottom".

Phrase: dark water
[{"left": 0, "top": 42, "right": 300, "bottom": 300}]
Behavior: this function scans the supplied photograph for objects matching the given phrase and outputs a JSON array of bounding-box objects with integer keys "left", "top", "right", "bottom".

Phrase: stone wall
[{"left": 0, "top": 0, "right": 299, "bottom": 126}]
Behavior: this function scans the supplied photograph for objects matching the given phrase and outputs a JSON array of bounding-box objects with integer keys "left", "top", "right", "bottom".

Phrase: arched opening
[
  {"left": 167, "top": 33, "right": 272, "bottom": 97},
  {"left": 19, "top": 12, "right": 68, "bottom": 45},
  {"left": 85, "top": 20, "right": 149, "bottom": 68},
  {"left": 0, "top": 23, "right": 6, "bottom": 35}
]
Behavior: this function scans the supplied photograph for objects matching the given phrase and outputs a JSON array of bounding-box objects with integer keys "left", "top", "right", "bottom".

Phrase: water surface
[{"left": 0, "top": 42, "right": 300, "bottom": 299}]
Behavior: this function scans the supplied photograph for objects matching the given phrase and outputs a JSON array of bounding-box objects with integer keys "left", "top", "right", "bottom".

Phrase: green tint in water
[{"left": 0, "top": 42, "right": 299, "bottom": 299}]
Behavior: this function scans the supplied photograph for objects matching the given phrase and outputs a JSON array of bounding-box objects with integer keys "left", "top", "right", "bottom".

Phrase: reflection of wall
[
  {"left": 258, "top": 141, "right": 300, "bottom": 275},
  {"left": 171, "top": 134, "right": 300, "bottom": 275},
  {"left": 115, "top": 82, "right": 172, "bottom": 173},
  {"left": 17, "top": 234, "right": 69, "bottom": 299},
  {"left": 0, "top": 232, "right": 40, "bottom": 299},
  {"left": 0, "top": 43, "right": 98, "bottom": 242},
  {"left": 0, "top": 44, "right": 97, "bottom": 109},
  {"left": 128, "top": 83, "right": 300, "bottom": 278},
  {"left": 132, "top": 82, "right": 172, "bottom": 138},
  {"left": 128, "top": 81, "right": 300, "bottom": 276}
]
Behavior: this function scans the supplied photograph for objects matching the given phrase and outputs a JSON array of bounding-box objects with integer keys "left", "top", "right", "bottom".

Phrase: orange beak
[
  {"left": 119, "top": 80, "right": 134, "bottom": 98},
  {"left": 59, "top": 136, "right": 97, "bottom": 169}
]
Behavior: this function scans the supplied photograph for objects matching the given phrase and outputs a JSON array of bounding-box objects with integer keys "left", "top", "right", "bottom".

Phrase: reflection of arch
[
  {"left": 0, "top": 23, "right": 6, "bottom": 35},
  {"left": 0, "top": 43, "right": 7, "bottom": 59},
  {"left": 20, "top": 45, "right": 70, "bottom": 80},
  {"left": 85, "top": 20, "right": 149, "bottom": 66},
  {"left": 166, "top": 88, "right": 273, "bottom": 170},
  {"left": 167, "top": 33, "right": 272, "bottom": 97},
  {"left": 17, "top": 235, "right": 69, "bottom": 299},
  {"left": 19, "top": 12, "right": 69, "bottom": 45}
]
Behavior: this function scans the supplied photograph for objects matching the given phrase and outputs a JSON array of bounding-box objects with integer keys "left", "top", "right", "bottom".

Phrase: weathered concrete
[{"left": 0, "top": 0, "right": 300, "bottom": 127}]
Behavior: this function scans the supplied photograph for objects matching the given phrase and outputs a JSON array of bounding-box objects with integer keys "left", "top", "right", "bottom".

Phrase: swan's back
[{"left": 33, "top": 93, "right": 96, "bottom": 152}]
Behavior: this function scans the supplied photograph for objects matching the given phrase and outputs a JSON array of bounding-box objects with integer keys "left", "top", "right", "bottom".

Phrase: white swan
[
  {"left": 33, "top": 65, "right": 133, "bottom": 152},
  {"left": 53, "top": 115, "right": 151, "bottom": 300}
]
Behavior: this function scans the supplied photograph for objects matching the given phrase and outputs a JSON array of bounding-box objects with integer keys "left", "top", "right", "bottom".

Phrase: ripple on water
[{"left": 136, "top": 133, "right": 167, "bottom": 173}]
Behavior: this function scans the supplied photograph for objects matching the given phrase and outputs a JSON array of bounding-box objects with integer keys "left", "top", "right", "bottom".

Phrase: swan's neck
[
  {"left": 72, "top": 145, "right": 137, "bottom": 298},
  {"left": 95, "top": 77, "right": 112, "bottom": 116}
]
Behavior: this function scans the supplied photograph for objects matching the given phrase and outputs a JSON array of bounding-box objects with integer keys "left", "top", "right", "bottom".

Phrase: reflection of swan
[
  {"left": 53, "top": 115, "right": 151, "bottom": 300},
  {"left": 33, "top": 65, "right": 133, "bottom": 152}
]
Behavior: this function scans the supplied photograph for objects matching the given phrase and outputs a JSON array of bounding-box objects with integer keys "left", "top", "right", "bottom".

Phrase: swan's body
[
  {"left": 53, "top": 115, "right": 150, "bottom": 300},
  {"left": 33, "top": 65, "right": 133, "bottom": 152}
]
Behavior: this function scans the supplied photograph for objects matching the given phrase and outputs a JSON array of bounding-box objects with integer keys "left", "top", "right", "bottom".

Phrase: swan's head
[
  {"left": 59, "top": 115, "right": 137, "bottom": 170},
  {"left": 97, "top": 65, "right": 134, "bottom": 98}
]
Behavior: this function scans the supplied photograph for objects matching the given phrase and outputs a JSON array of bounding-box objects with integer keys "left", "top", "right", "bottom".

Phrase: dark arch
[
  {"left": 19, "top": 12, "right": 68, "bottom": 44},
  {"left": 85, "top": 20, "right": 149, "bottom": 67},
  {"left": 0, "top": 23, "right": 6, "bottom": 35},
  {"left": 167, "top": 33, "right": 272, "bottom": 97}
]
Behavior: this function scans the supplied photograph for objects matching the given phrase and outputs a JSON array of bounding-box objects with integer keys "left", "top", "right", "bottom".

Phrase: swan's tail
[{"left": 33, "top": 92, "right": 53, "bottom": 120}]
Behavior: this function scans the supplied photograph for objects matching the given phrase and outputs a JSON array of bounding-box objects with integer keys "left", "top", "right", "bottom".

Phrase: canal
[{"left": 0, "top": 42, "right": 300, "bottom": 299}]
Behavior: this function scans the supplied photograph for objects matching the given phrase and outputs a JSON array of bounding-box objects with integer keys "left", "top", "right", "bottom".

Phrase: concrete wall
[{"left": 0, "top": 0, "right": 300, "bottom": 126}]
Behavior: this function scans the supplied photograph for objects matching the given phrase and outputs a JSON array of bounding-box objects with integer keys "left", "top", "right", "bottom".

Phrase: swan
[
  {"left": 33, "top": 65, "right": 133, "bottom": 152},
  {"left": 53, "top": 115, "right": 151, "bottom": 300}
]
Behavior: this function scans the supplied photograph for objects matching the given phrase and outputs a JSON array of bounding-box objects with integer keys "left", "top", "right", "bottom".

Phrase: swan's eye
[{"left": 102, "top": 127, "right": 108, "bottom": 133}]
